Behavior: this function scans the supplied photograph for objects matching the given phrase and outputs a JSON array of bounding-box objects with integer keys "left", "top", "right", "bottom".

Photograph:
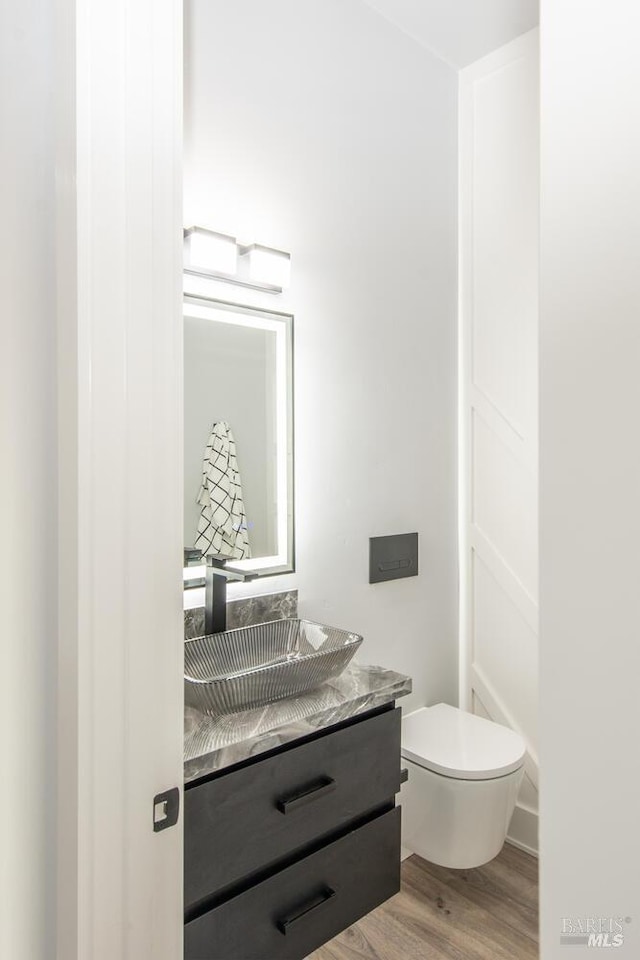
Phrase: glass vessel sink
[{"left": 184, "top": 618, "right": 363, "bottom": 716}]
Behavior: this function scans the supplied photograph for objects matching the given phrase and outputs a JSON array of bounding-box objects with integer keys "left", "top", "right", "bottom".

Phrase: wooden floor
[{"left": 308, "top": 844, "right": 538, "bottom": 960}]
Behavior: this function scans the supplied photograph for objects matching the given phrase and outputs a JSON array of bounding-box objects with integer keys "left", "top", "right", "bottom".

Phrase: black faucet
[{"left": 205, "top": 555, "right": 259, "bottom": 634}]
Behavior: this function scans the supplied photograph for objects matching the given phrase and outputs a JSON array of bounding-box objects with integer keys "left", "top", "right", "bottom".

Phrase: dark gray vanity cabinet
[{"left": 184, "top": 704, "right": 403, "bottom": 960}]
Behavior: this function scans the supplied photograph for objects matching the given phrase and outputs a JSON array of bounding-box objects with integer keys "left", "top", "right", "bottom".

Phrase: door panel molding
[{"left": 460, "top": 30, "right": 539, "bottom": 852}]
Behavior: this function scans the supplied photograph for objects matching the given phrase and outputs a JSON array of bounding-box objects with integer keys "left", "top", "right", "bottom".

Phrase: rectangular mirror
[{"left": 183, "top": 295, "right": 294, "bottom": 588}]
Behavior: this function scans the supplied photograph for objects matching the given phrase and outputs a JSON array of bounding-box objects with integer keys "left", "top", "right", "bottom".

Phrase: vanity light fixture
[
  {"left": 184, "top": 226, "right": 238, "bottom": 276},
  {"left": 239, "top": 243, "right": 291, "bottom": 291},
  {"left": 183, "top": 226, "right": 291, "bottom": 294}
]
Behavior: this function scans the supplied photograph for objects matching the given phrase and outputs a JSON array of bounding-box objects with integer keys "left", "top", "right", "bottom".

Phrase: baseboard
[{"left": 507, "top": 803, "right": 538, "bottom": 857}]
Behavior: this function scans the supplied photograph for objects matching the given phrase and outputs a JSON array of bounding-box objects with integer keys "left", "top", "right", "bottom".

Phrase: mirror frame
[{"left": 183, "top": 294, "right": 295, "bottom": 589}]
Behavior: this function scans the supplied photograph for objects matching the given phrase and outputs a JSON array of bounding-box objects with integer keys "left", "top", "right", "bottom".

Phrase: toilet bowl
[{"left": 399, "top": 703, "right": 526, "bottom": 869}]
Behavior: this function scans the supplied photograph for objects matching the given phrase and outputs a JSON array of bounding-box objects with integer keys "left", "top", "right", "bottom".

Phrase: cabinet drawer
[
  {"left": 185, "top": 707, "right": 401, "bottom": 908},
  {"left": 185, "top": 807, "right": 401, "bottom": 960}
]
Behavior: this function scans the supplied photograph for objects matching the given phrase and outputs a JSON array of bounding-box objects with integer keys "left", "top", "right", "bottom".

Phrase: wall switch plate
[{"left": 369, "top": 533, "right": 419, "bottom": 584}]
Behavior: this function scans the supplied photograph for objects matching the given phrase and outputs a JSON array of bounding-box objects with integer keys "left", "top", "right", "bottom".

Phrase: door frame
[{"left": 56, "top": 0, "right": 184, "bottom": 957}]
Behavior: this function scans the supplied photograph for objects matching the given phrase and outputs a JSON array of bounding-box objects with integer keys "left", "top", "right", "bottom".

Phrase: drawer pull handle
[
  {"left": 276, "top": 886, "right": 336, "bottom": 935},
  {"left": 277, "top": 776, "right": 336, "bottom": 814},
  {"left": 400, "top": 767, "right": 409, "bottom": 784}
]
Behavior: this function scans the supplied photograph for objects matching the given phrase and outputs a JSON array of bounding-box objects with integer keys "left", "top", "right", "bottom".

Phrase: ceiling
[{"left": 361, "top": 0, "right": 539, "bottom": 69}]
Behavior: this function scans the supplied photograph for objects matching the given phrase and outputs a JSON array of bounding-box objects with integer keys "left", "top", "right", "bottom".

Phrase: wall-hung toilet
[{"left": 400, "top": 703, "right": 526, "bottom": 869}]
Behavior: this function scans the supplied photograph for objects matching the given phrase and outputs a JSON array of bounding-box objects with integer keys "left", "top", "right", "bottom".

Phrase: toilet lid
[{"left": 401, "top": 703, "right": 526, "bottom": 780}]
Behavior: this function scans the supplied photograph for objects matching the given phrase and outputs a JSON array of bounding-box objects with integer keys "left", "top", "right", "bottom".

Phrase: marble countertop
[{"left": 184, "top": 662, "right": 412, "bottom": 784}]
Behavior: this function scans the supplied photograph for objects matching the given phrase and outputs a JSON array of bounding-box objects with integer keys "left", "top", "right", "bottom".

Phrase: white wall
[
  {"left": 184, "top": 0, "right": 459, "bottom": 710},
  {"left": 0, "top": 3, "right": 57, "bottom": 957},
  {"left": 540, "top": 2, "right": 640, "bottom": 956},
  {"left": 459, "top": 31, "right": 539, "bottom": 856}
]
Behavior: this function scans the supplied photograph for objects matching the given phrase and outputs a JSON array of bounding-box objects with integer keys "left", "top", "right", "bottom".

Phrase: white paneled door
[
  {"left": 459, "top": 30, "right": 539, "bottom": 855},
  {"left": 56, "top": 1, "right": 184, "bottom": 958}
]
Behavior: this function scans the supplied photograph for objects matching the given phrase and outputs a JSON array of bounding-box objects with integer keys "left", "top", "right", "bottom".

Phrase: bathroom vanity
[{"left": 183, "top": 663, "right": 411, "bottom": 960}]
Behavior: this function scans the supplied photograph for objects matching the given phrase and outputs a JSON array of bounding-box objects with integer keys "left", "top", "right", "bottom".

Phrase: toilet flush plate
[{"left": 369, "top": 533, "right": 419, "bottom": 584}]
